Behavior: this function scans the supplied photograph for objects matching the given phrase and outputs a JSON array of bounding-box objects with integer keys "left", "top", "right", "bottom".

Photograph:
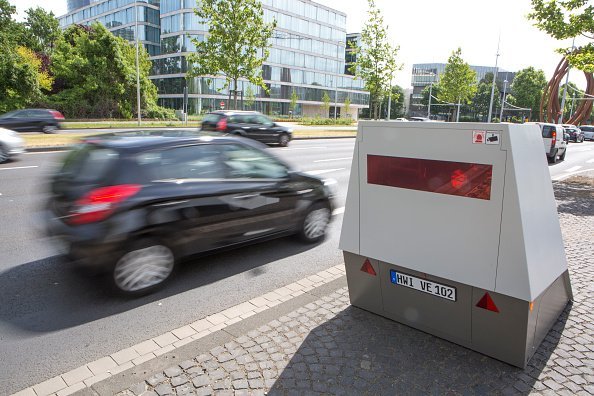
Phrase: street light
[
  {"left": 499, "top": 79, "right": 508, "bottom": 121},
  {"left": 134, "top": 2, "right": 142, "bottom": 126},
  {"left": 487, "top": 35, "right": 501, "bottom": 123}
]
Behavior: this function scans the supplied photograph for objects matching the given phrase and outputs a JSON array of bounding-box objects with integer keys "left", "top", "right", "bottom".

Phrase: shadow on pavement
[
  {"left": 268, "top": 302, "right": 571, "bottom": 395},
  {"left": 554, "top": 181, "right": 594, "bottom": 217},
  {"left": 0, "top": 235, "right": 318, "bottom": 333}
]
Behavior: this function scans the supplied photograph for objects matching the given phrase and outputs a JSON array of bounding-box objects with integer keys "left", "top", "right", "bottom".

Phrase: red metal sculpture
[{"left": 540, "top": 56, "right": 594, "bottom": 125}]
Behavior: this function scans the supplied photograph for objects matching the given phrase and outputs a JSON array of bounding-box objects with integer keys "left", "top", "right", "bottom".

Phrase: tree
[
  {"left": 559, "top": 82, "right": 584, "bottom": 119},
  {"left": 22, "top": 7, "right": 61, "bottom": 55},
  {"left": 529, "top": 0, "right": 594, "bottom": 72},
  {"left": 290, "top": 89, "right": 298, "bottom": 117},
  {"left": 380, "top": 85, "right": 405, "bottom": 119},
  {"left": 344, "top": 96, "right": 351, "bottom": 118},
  {"left": 321, "top": 92, "right": 331, "bottom": 117},
  {"left": 245, "top": 84, "right": 256, "bottom": 110},
  {"left": 187, "top": 0, "right": 275, "bottom": 110},
  {"left": 50, "top": 23, "right": 159, "bottom": 118},
  {"left": 472, "top": 72, "right": 496, "bottom": 121},
  {"left": 509, "top": 67, "right": 547, "bottom": 121},
  {"left": 349, "top": 0, "right": 401, "bottom": 119},
  {"left": 438, "top": 48, "right": 477, "bottom": 121}
]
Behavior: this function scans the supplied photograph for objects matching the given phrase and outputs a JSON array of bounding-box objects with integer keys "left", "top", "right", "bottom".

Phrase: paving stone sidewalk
[{"left": 114, "top": 181, "right": 594, "bottom": 396}]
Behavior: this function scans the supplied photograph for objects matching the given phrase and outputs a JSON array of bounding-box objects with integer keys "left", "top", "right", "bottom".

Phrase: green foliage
[
  {"left": 187, "top": 0, "right": 275, "bottom": 109},
  {"left": 437, "top": 48, "right": 477, "bottom": 120},
  {"left": 300, "top": 117, "right": 354, "bottom": 126},
  {"left": 245, "top": 85, "right": 256, "bottom": 108},
  {"left": 321, "top": 91, "right": 331, "bottom": 116},
  {"left": 349, "top": 0, "right": 401, "bottom": 119},
  {"left": 344, "top": 96, "right": 351, "bottom": 117},
  {"left": 50, "top": 23, "right": 158, "bottom": 118},
  {"left": 472, "top": 72, "right": 495, "bottom": 120},
  {"left": 290, "top": 89, "right": 298, "bottom": 116},
  {"left": 529, "top": 0, "right": 594, "bottom": 72},
  {"left": 559, "top": 82, "right": 584, "bottom": 117},
  {"left": 22, "top": 7, "right": 61, "bottom": 54},
  {"left": 381, "top": 85, "right": 405, "bottom": 119},
  {"left": 509, "top": 67, "right": 547, "bottom": 121},
  {"left": 146, "top": 105, "right": 177, "bottom": 120}
]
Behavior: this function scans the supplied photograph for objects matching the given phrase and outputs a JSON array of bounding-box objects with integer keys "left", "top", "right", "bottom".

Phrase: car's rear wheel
[
  {"left": 43, "top": 124, "right": 57, "bottom": 134},
  {"left": 559, "top": 149, "right": 566, "bottom": 161},
  {"left": 299, "top": 202, "right": 331, "bottom": 243},
  {"left": 548, "top": 149, "right": 558, "bottom": 164},
  {"left": 0, "top": 145, "right": 8, "bottom": 164},
  {"left": 112, "top": 240, "right": 175, "bottom": 295},
  {"left": 278, "top": 133, "right": 290, "bottom": 147}
]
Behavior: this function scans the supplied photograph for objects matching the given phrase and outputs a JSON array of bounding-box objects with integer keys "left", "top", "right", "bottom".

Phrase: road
[{"left": 0, "top": 138, "right": 592, "bottom": 394}]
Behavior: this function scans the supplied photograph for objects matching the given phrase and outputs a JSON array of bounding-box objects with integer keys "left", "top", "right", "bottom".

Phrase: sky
[{"left": 9, "top": 0, "right": 589, "bottom": 89}]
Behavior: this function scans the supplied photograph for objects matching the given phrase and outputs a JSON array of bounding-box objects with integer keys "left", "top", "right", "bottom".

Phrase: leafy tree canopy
[
  {"left": 22, "top": 7, "right": 62, "bottom": 54},
  {"left": 349, "top": 0, "right": 401, "bottom": 119},
  {"left": 187, "top": 0, "right": 275, "bottom": 109},
  {"left": 509, "top": 67, "right": 547, "bottom": 120},
  {"left": 438, "top": 48, "right": 477, "bottom": 105},
  {"left": 529, "top": 0, "right": 594, "bottom": 72}
]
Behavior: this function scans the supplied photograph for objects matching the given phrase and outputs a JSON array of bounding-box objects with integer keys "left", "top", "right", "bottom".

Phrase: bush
[
  {"left": 145, "top": 105, "right": 177, "bottom": 120},
  {"left": 459, "top": 116, "right": 479, "bottom": 123},
  {"left": 299, "top": 117, "right": 355, "bottom": 126}
]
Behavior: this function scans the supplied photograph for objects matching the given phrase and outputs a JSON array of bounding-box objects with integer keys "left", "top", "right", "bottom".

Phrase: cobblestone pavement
[{"left": 117, "top": 182, "right": 593, "bottom": 396}]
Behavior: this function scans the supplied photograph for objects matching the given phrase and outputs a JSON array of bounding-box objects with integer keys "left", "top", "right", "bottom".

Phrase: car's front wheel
[
  {"left": 0, "top": 145, "right": 8, "bottom": 164},
  {"left": 112, "top": 240, "right": 175, "bottom": 295},
  {"left": 278, "top": 133, "right": 290, "bottom": 147},
  {"left": 43, "top": 124, "right": 57, "bottom": 134},
  {"left": 299, "top": 202, "right": 331, "bottom": 243}
]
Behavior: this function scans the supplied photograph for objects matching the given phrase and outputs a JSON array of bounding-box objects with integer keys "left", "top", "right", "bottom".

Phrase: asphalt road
[{"left": 0, "top": 138, "right": 593, "bottom": 394}]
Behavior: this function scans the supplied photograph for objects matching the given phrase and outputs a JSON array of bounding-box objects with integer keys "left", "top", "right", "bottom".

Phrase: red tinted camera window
[{"left": 367, "top": 155, "right": 492, "bottom": 200}]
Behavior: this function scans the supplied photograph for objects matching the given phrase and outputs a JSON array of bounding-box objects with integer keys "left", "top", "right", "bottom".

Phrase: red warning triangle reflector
[
  {"left": 476, "top": 292, "right": 499, "bottom": 313},
  {"left": 360, "top": 259, "right": 376, "bottom": 276}
]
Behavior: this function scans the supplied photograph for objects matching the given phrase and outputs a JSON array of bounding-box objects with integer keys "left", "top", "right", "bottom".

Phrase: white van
[{"left": 537, "top": 123, "right": 567, "bottom": 163}]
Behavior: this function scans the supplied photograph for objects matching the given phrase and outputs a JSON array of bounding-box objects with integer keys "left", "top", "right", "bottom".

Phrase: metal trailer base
[{"left": 344, "top": 252, "right": 573, "bottom": 368}]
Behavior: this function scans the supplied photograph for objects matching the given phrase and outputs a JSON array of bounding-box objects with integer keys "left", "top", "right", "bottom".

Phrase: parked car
[
  {"left": 562, "top": 124, "right": 584, "bottom": 143},
  {"left": 537, "top": 123, "right": 567, "bottom": 163},
  {"left": 44, "top": 132, "right": 334, "bottom": 295},
  {"left": 580, "top": 125, "right": 594, "bottom": 141},
  {"left": 0, "top": 127, "right": 25, "bottom": 163},
  {"left": 200, "top": 111, "right": 293, "bottom": 147},
  {"left": 0, "top": 109, "right": 64, "bottom": 133}
]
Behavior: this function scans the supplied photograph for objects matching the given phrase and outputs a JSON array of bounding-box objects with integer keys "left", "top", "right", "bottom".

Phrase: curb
[{"left": 24, "top": 136, "right": 357, "bottom": 153}]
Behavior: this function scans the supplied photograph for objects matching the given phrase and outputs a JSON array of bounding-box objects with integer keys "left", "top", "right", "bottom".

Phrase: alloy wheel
[
  {"left": 113, "top": 245, "right": 174, "bottom": 293},
  {"left": 0, "top": 146, "right": 8, "bottom": 163},
  {"left": 303, "top": 207, "right": 330, "bottom": 240}
]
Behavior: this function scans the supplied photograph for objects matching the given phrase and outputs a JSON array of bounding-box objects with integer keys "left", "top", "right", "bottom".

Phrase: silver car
[
  {"left": 0, "top": 127, "right": 25, "bottom": 163},
  {"left": 580, "top": 125, "right": 594, "bottom": 141}
]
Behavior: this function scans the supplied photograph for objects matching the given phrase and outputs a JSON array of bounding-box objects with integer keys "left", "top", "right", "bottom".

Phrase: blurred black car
[
  {"left": 200, "top": 111, "right": 293, "bottom": 147},
  {"left": 0, "top": 108, "right": 64, "bottom": 133},
  {"left": 45, "top": 132, "right": 334, "bottom": 295}
]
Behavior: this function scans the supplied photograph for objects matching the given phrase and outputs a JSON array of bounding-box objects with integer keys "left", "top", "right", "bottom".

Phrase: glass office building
[
  {"left": 59, "top": 1, "right": 162, "bottom": 56},
  {"left": 67, "top": 0, "right": 91, "bottom": 13},
  {"left": 409, "top": 63, "right": 515, "bottom": 118},
  {"left": 60, "top": 0, "right": 369, "bottom": 117}
]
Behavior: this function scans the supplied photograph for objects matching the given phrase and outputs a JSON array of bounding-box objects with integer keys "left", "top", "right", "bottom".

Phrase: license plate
[{"left": 390, "top": 270, "right": 456, "bottom": 301}]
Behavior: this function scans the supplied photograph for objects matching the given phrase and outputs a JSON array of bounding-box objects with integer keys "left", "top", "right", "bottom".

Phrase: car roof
[{"left": 83, "top": 130, "right": 265, "bottom": 152}]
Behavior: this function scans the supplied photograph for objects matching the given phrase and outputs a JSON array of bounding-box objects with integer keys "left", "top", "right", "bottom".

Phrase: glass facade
[
  {"left": 67, "top": 0, "right": 90, "bottom": 13},
  {"left": 60, "top": 0, "right": 369, "bottom": 116},
  {"left": 409, "top": 63, "right": 515, "bottom": 117},
  {"left": 59, "top": 0, "right": 161, "bottom": 56}
]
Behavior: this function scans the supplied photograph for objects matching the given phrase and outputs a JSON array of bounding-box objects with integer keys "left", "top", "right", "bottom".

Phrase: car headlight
[{"left": 287, "top": 128, "right": 294, "bottom": 133}]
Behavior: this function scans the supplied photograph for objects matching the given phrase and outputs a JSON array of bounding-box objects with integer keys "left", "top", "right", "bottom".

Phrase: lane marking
[
  {"left": 332, "top": 207, "right": 345, "bottom": 216},
  {"left": 0, "top": 165, "right": 39, "bottom": 171},
  {"left": 281, "top": 146, "right": 327, "bottom": 151},
  {"left": 305, "top": 168, "right": 346, "bottom": 176},
  {"left": 314, "top": 157, "right": 352, "bottom": 163},
  {"left": 587, "top": 158, "right": 594, "bottom": 164},
  {"left": 565, "top": 166, "right": 582, "bottom": 173},
  {"left": 571, "top": 148, "right": 591, "bottom": 152},
  {"left": 552, "top": 168, "right": 594, "bottom": 181}
]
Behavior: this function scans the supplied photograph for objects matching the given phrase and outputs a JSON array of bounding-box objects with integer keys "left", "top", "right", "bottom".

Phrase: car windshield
[{"left": 0, "top": 111, "right": 18, "bottom": 118}]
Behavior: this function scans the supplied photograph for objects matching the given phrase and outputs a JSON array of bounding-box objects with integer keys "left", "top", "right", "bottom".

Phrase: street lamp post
[
  {"left": 134, "top": 2, "right": 142, "bottom": 126},
  {"left": 559, "top": 38, "right": 576, "bottom": 124},
  {"left": 487, "top": 35, "right": 501, "bottom": 123},
  {"left": 386, "top": 75, "right": 393, "bottom": 120},
  {"left": 499, "top": 79, "right": 508, "bottom": 121},
  {"left": 427, "top": 81, "right": 433, "bottom": 119}
]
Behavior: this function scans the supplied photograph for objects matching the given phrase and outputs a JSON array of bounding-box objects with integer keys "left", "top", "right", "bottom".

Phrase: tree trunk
[
  {"left": 227, "top": 83, "right": 232, "bottom": 110},
  {"left": 233, "top": 78, "right": 238, "bottom": 111}
]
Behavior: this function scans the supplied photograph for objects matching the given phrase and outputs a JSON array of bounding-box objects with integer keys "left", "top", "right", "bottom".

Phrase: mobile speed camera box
[{"left": 339, "top": 121, "right": 572, "bottom": 368}]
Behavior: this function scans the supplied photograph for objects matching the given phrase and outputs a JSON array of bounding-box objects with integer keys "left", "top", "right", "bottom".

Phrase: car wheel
[
  {"left": 278, "top": 133, "right": 290, "bottom": 147},
  {"left": 43, "top": 124, "right": 57, "bottom": 134},
  {"left": 112, "top": 240, "right": 175, "bottom": 295},
  {"left": 0, "top": 145, "right": 8, "bottom": 164},
  {"left": 548, "top": 149, "right": 558, "bottom": 164},
  {"left": 579, "top": 136, "right": 584, "bottom": 143},
  {"left": 559, "top": 149, "right": 566, "bottom": 161},
  {"left": 299, "top": 202, "right": 331, "bottom": 243}
]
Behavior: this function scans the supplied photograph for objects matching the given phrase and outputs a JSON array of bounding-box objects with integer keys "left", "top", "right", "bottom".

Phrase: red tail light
[
  {"left": 50, "top": 110, "right": 65, "bottom": 120},
  {"left": 68, "top": 184, "right": 141, "bottom": 225},
  {"left": 551, "top": 130, "right": 556, "bottom": 149},
  {"left": 216, "top": 117, "right": 227, "bottom": 132}
]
